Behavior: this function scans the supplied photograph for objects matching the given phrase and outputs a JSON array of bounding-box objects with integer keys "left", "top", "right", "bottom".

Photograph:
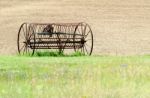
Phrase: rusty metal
[{"left": 17, "top": 22, "right": 93, "bottom": 55}]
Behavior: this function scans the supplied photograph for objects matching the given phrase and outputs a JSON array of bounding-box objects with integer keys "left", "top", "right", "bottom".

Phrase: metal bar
[
  {"left": 30, "top": 46, "right": 82, "bottom": 49},
  {"left": 30, "top": 23, "right": 79, "bottom": 26},
  {"left": 29, "top": 41, "right": 84, "bottom": 44},
  {"left": 34, "top": 38, "right": 82, "bottom": 40},
  {"left": 35, "top": 32, "right": 83, "bottom": 36}
]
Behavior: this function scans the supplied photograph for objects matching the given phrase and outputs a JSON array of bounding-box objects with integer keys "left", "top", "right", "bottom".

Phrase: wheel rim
[
  {"left": 74, "top": 23, "right": 93, "bottom": 55},
  {"left": 17, "top": 23, "right": 35, "bottom": 55}
]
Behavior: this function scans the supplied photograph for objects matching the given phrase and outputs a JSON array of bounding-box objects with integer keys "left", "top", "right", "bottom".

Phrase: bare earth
[{"left": 0, "top": 0, "right": 150, "bottom": 55}]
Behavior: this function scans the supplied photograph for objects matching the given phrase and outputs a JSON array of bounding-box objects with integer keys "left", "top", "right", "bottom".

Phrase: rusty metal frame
[{"left": 17, "top": 22, "right": 93, "bottom": 55}]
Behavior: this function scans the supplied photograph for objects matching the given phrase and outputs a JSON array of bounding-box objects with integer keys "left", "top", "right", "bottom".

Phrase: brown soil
[{"left": 0, "top": 0, "right": 150, "bottom": 55}]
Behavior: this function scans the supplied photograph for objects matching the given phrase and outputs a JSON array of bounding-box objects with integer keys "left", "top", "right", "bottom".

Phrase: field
[
  {"left": 0, "top": 0, "right": 150, "bottom": 55},
  {"left": 0, "top": 55, "right": 150, "bottom": 98},
  {"left": 0, "top": 0, "right": 150, "bottom": 98}
]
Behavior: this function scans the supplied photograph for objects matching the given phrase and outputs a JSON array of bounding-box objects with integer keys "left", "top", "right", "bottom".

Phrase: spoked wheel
[
  {"left": 74, "top": 22, "right": 93, "bottom": 55},
  {"left": 17, "top": 23, "right": 35, "bottom": 55}
]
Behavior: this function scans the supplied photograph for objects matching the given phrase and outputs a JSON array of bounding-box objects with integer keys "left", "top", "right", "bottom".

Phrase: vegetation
[
  {"left": 22, "top": 51, "right": 85, "bottom": 57},
  {"left": 0, "top": 55, "right": 150, "bottom": 98}
]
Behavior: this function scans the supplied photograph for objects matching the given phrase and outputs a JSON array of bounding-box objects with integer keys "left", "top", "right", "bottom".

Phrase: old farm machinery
[{"left": 17, "top": 22, "right": 93, "bottom": 55}]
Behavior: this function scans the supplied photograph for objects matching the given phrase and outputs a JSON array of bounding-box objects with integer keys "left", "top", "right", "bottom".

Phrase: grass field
[{"left": 0, "top": 55, "right": 149, "bottom": 98}]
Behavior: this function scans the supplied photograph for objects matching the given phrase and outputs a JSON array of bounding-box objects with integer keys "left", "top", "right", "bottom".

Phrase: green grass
[
  {"left": 21, "top": 51, "right": 85, "bottom": 57},
  {"left": 0, "top": 55, "right": 150, "bottom": 98}
]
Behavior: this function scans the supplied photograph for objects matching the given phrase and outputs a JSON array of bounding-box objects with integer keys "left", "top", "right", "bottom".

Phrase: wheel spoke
[
  {"left": 85, "top": 43, "right": 90, "bottom": 48},
  {"left": 81, "top": 25, "right": 84, "bottom": 35},
  {"left": 84, "top": 25, "right": 87, "bottom": 36},
  {"left": 20, "top": 30, "right": 26, "bottom": 40},
  {"left": 22, "top": 26, "right": 26, "bottom": 38},
  {"left": 77, "top": 28, "right": 81, "bottom": 35},
  {"left": 84, "top": 45, "right": 89, "bottom": 54},
  {"left": 20, "top": 44, "right": 25, "bottom": 51},
  {"left": 25, "top": 44, "right": 28, "bottom": 54},
  {"left": 27, "top": 45, "right": 30, "bottom": 54},
  {"left": 25, "top": 24, "right": 28, "bottom": 40},
  {"left": 85, "top": 39, "right": 92, "bottom": 41},
  {"left": 85, "top": 30, "right": 91, "bottom": 38},
  {"left": 23, "top": 44, "right": 27, "bottom": 53}
]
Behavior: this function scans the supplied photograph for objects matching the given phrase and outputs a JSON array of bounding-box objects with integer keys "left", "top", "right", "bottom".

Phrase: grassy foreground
[{"left": 0, "top": 55, "right": 150, "bottom": 98}]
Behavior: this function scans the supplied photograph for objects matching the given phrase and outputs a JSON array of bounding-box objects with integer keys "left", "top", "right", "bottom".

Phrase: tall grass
[{"left": 0, "top": 55, "right": 150, "bottom": 98}]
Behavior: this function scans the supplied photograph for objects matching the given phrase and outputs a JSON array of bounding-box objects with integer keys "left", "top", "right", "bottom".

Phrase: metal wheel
[
  {"left": 17, "top": 23, "right": 35, "bottom": 55},
  {"left": 74, "top": 22, "right": 93, "bottom": 55}
]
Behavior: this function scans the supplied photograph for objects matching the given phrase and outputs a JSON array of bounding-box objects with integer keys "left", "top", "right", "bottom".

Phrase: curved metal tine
[
  {"left": 57, "top": 25, "right": 61, "bottom": 48},
  {"left": 72, "top": 26, "right": 75, "bottom": 36},
  {"left": 68, "top": 26, "right": 72, "bottom": 48},
  {"left": 68, "top": 26, "right": 75, "bottom": 48},
  {"left": 65, "top": 26, "right": 68, "bottom": 37},
  {"left": 62, "top": 39, "right": 67, "bottom": 52},
  {"left": 39, "top": 25, "right": 43, "bottom": 33},
  {"left": 55, "top": 25, "right": 59, "bottom": 47},
  {"left": 70, "top": 26, "right": 72, "bottom": 38},
  {"left": 59, "top": 25, "right": 61, "bottom": 32},
  {"left": 81, "top": 23, "right": 84, "bottom": 36},
  {"left": 77, "top": 25, "right": 81, "bottom": 35},
  {"left": 32, "top": 24, "right": 36, "bottom": 33},
  {"left": 56, "top": 24, "right": 59, "bottom": 33},
  {"left": 67, "top": 26, "right": 70, "bottom": 38},
  {"left": 53, "top": 24, "right": 56, "bottom": 33},
  {"left": 55, "top": 25, "right": 58, "bottom": 33},
  {"left": 40, "top": 25, "right": 43, "bottom": 33},
  {"left": 61, "top": 26, "right": 64, "bottom": 48},
  {"left": 32, "top": 24, "right": 37, "bottom": 34},
  {"left": 63, "top": 26, "right": 67, "bottom": 48},
  {"left": 72, "top": 26, "right": 76, "bottom": 48},
  {"left": 38, "top": 25, "right": 41, "bottom": 33},
  {"left": 63, "top": 26, "right": 69, "bottom": 50},
  {"left": 58, "top": 26, "right": 63, "bottom": 48},
  {"left": 70, "top": 25, "right": 74, "bottom": 39},
  {"left": 33, "top": 28, "right": 37, "bottom": 49},
  {"left": 28, "top": 24, "right": 32, "bottom": 39}
]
